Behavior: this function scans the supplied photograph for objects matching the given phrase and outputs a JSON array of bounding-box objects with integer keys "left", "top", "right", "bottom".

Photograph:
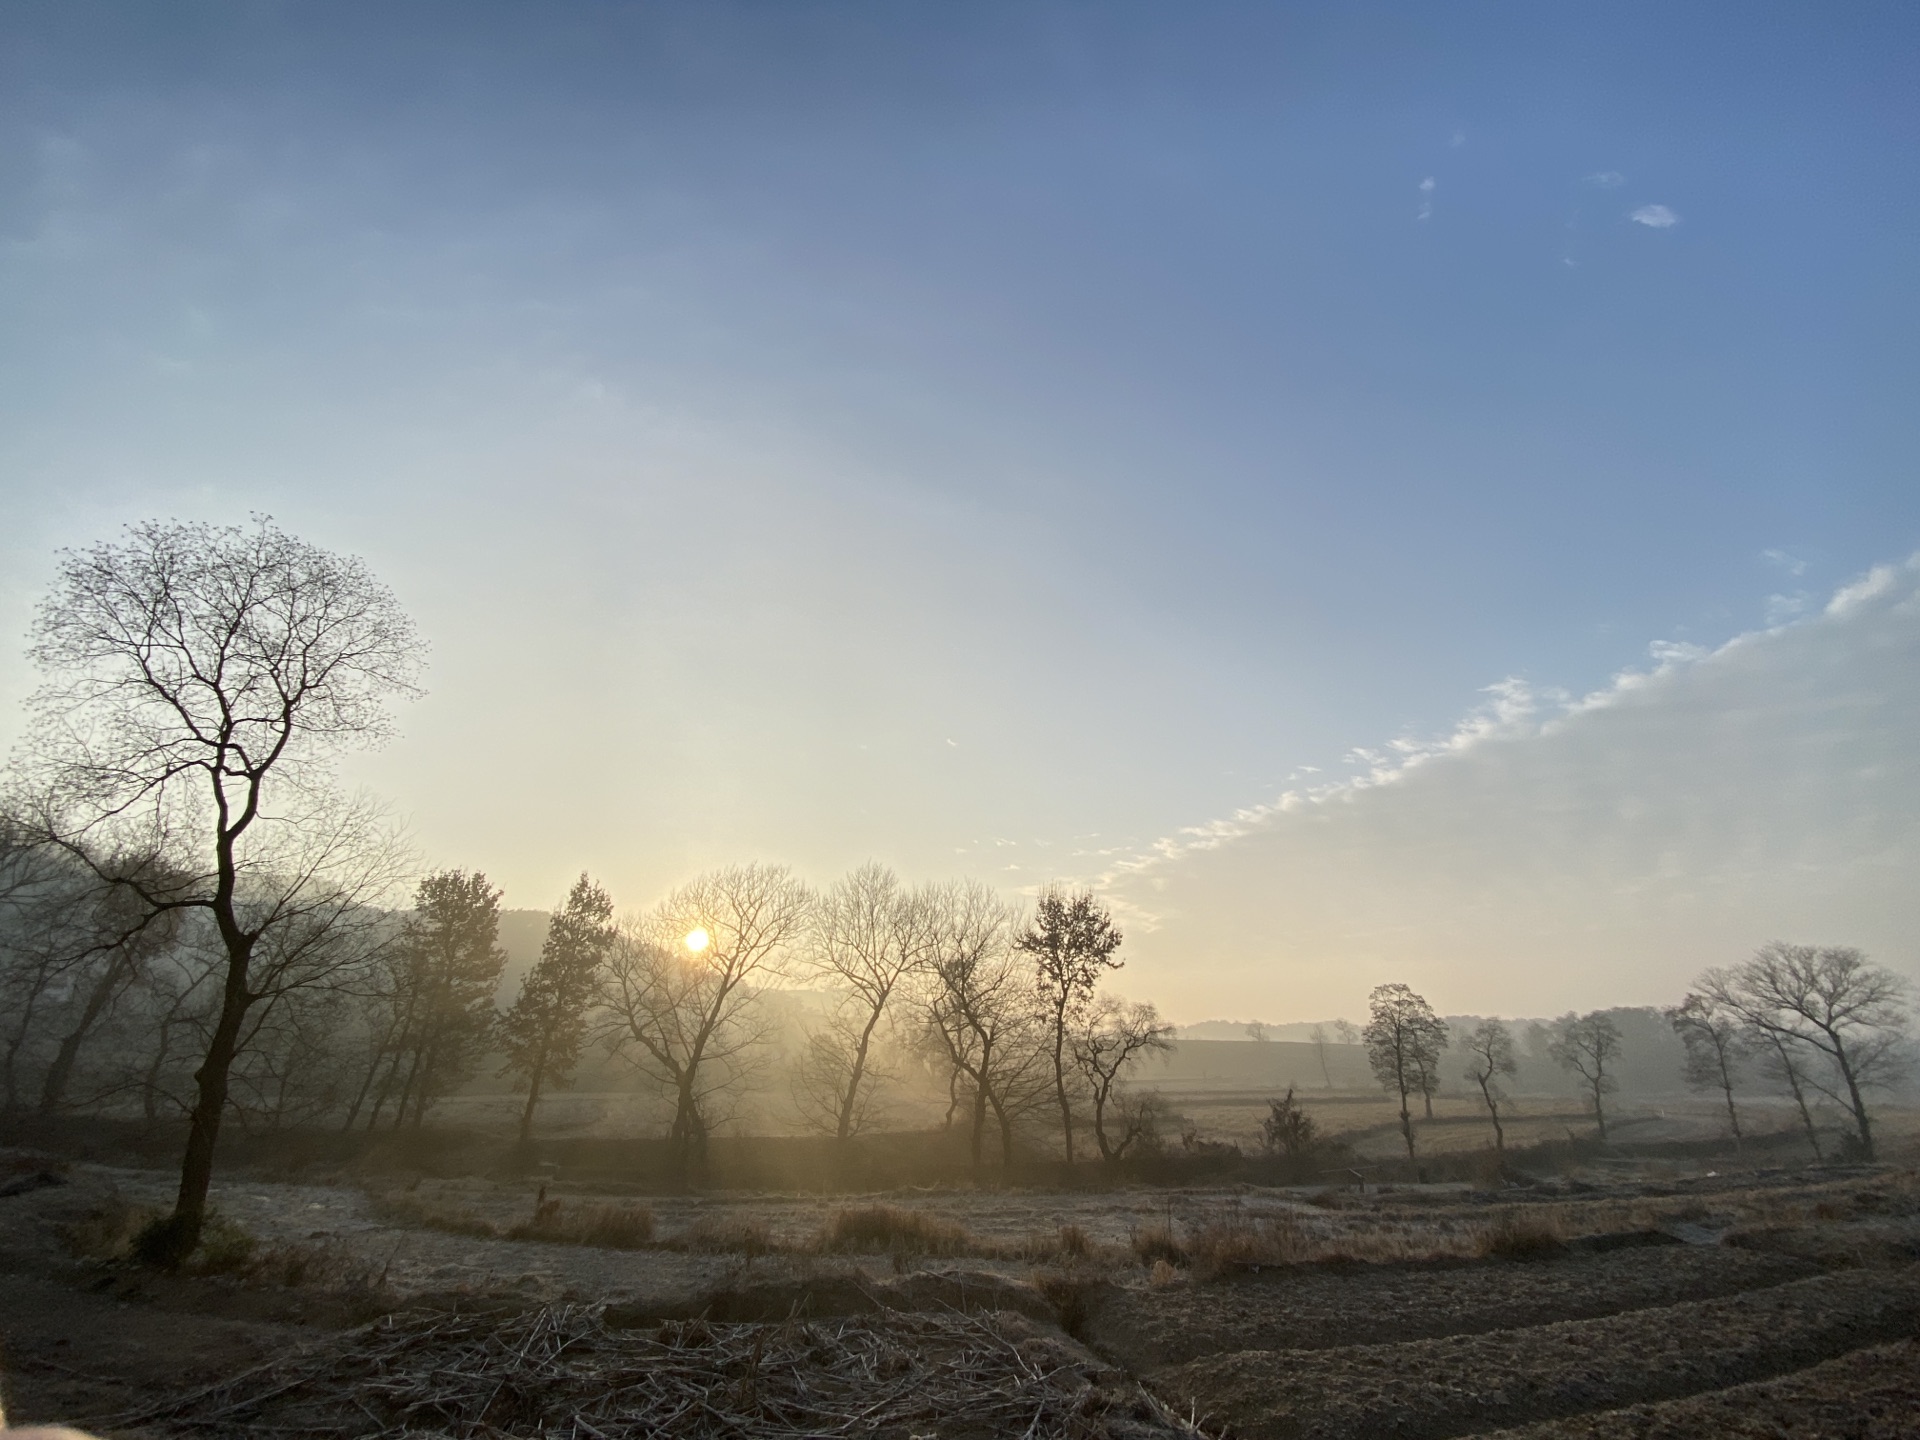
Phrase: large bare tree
[
  {"left": 1702, "top": 944, "right": 1910, "bottom": 1161},
  {"left": 1015, "top": 887, "right": 1123, "bottom": 1165},
  {"left": 599, "top": 864, "right": 811, "bottom": 1180},
  {"left": 1363, "top": 983, "right": 1448, "bottom": 1162},
  {"left": 11, "top": 518, "right": 423, "bottom": 1263}
]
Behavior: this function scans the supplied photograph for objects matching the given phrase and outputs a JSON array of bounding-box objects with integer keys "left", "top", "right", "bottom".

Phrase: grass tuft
[{"left": 817, "top": 1204, "right": 970, "bottom": 1256}]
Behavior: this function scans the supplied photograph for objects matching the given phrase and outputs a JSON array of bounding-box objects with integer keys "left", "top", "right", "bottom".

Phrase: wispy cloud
[
  {"left": 1585, "top": 171, "right": 1626, "bottom": 188},
  {"left": 1631, "top": 204, "right": 1680, "bottom": 228},
  {"left": 1761, "top": 547, "right": 1809, "bottom": 577},
  {"left": 1091, "top": 555, "right": 1920, "bottom": 1017},
  {"left": 1417, "top": 176, "right": 1436, "bottom": 221},
  {"left": 1449, "top": 130, "right": 1467, "bottom": 149}
]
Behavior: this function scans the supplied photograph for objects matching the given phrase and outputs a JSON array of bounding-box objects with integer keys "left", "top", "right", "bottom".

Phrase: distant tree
[
  {"left": 1072, "top": 996, "right": 1174, "bottom": 1162},
  {"left": 1549, "top": 1011, "right": 1622, "bottom": 1140},
  {"left": 1364, "top": 984, "right": 1448, "bottom": 1162},
  {"left": 374, "top": 871, "right": 508, "bottom": 1130},
  {"left": 1246, "top": 1021, "right": 1270, "bottom": 1043},
  {"left": 600, "top": 864, "right": 811, "bottom": 1181},
  {"left": 795, "top": 864, "right": 933, "bottom": 1141},
  {"left": 500, "top": 874, "right": 615, "bottom": 1143},
  {"left": 1308, "top": 1023, "right": 1333, "bottom": 1088},
  {"left": 1461, "top": 1019, "right": 1517, "bottom": 1152},
  {"left": 1666, "top": 990, "right": 1748, "bottom": 1150},
  {"left": 1332, "top": 1019, "right": 1360, "bottom": 1047},
  {"left": 11, "top": 518, "right": 423, "bottom": 1264},
  {"left": 1703, "top": 944, "right": 1910, "bottom": 1161},
  {"left": 1260, "top": 1086, "right": 1319, "bottom": 1157},
  {"left": 1015, "top": 887, "right": 1123, "bottom": 1165}
]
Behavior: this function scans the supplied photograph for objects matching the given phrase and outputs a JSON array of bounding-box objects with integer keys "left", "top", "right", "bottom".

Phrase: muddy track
[
  {"left": 1080, "top": 1244, "right": 1820, "bottom": 1372},
  {"left": 1153, "top": 1265, "right": 1920, "bottom": 1440}
]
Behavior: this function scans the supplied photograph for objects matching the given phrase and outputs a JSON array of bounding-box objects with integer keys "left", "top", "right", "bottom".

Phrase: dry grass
[
  {"left": 510, "top": 1196, "right": 657, "bottom": 1250},
  {"left": 370, "top": 1189, "right": 502, "bottom": 1239},
  {"left": 816, "top": 1203, "right": 972, "bottom": 1256},
  {"left": 59, "top": 1195, "right": 163, "bottom": 1260},
  {"left": 1130, "top": 1219, "right": 1187, "bottom": 1267},
  {"left": 671, "top": 1212, "right": 775, "bottom": 1256},
  {"left": 1478, "top": 1209, "right": 1568, "bottom": 1260}
]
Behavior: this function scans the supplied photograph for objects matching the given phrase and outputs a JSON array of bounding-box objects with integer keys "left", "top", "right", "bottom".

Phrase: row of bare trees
[{"left": 1366, "top": 955, "right": 1911, "bottom": 1163}]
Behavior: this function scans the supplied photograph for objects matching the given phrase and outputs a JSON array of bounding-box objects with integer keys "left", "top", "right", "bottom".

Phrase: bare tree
[
  {"left": 1751, "top": 1026, "right": 1825, "bottom": 1160},
  {"left": 1246, "top": 1021, "right": 1270, "bottom": 1043},
  {"left": 1549, "top": 1011, "right": 1622, "bottom": 1140},
  {"left": 1308, "top": 1023, "right": 1333, "bottom": 1088},
  {"left": 795, "top": 864, "right": 932, "bottom": 1141},
  {"left": 920, "top": 881, "right": 1044, "bottom": 1170},
  {"left": 599, "top": 864, "right": 811, "bottom": 1181},
  {"left": 1461, "top": 1019, "right": 1516, "bottom": 1152},
  {"left": 1667, "top": 989, "right": 1747, "bottom": 1149},
  {"left": 10, "top": 518, "right": 424, "bottom": 1263},
  {"left": 500, "top": 874, "right": 616, "bottom": 1143},
  {"left": 1703, "top": 944, "right": 1910, "bottom": 1161},
  {"left": 1071, "top": 996, "right": 1173, "bottom": 1162},
  {"left": 1015, "top": 887, "right": 1123, "bottom": 1165},
  {"left": 1363, "top": 984, "right": 1448, "bottom": 1162}
]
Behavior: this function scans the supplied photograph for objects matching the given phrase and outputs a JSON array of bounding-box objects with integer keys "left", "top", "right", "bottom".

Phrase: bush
[
  {"left": 192, "top": 1211, "right": 259, "bottom": 1274},
  {"left": 61, "top": 1198, "right": 162, "bottom": 1261},
  {"left": 817, "top": 1205, "right": 971, "bottom": 1256},
  {"left": 1479, "top": 1210, "right": 1567, "bottom": 1261}
]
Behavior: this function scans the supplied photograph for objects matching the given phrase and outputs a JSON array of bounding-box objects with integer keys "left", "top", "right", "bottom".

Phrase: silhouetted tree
[
  {"left": 501, "top": 874, "right": 615, "bottom": 1143},
  {"left": 1364, "top": 984, "right": 1448, "bottom": 1162},
  {"left": 795, "top": 864, "right": 932, "bottom": 1141},
  {"left": 1016, "top": 887, "right": 1123, "bottom": 1165},
  {"left": 1461, "top": 1019, "right": 1516, "bottom": 1152},
  {"left": 1549, "top": 1011, "right": 1622, "bottom": 1139},
  {"left": 1261, "top": 1086, "right": 1319, "bottom": 1157},
  {"left": 12, "top": 518, "right": 423, "bottom": 1264},
  {"left": 1704, "top": 944, "right": 1910, "bottom": 1161},
  {"left": 1072, "top": 995, "right": 1173, "bottom": 1162},
  {"left": 1308, "top": 1023, "right": 1334, "bottom": 1088},
  {"left": 368, "top": 871, "right": 507, "bottom": 1130},
  {"left": 1667, "top": 990, "right": 1748, "bottom": 1149},
  {"left": 600, "top": 864, "right": 811, "bottom": 1180}
]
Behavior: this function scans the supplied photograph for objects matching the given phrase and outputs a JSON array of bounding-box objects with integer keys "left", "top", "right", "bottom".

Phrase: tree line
[{"left": 1362, "top": 960, "right": 1910, "bottom": 1164}]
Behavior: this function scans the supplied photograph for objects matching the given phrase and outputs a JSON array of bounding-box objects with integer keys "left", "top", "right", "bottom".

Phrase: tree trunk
[
  {"left": 39, "top": 950, "right": 136, "bottom": 1114},
  {"left": 1051, "top": 1002, "right": 1075, "bottom": 1165},
  {"left": 1398, "top": 1079, "right": 1416, "bottom": 1161},
  {"left": 1591, "top": 1081, "right": 1608, "bottom": 1140},
  {"left": 1719, "top": 1067, "right": 1742, "bottom": 1151},
  {"left": 836, "top": 1005, "right": 885, "bottom": 1142},
  {"left": 1830, "top": 1041, "right": 1873, "bottom": 1160},
  {"left": 518, "top": 1048, "right": 547, "bottom": 1144},
  {"left": 148, "top": 938, "right": 255, "bottom": 1266}
]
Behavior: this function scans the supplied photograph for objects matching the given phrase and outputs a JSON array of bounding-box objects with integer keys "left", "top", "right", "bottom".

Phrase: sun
[{"left": 684, "top": 927, "right": 711, "bottom": 954}]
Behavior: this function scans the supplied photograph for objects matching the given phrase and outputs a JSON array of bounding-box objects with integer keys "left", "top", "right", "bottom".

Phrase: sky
[{"left": 2, "top": 3, "right": 1916, "bottom": 1022}]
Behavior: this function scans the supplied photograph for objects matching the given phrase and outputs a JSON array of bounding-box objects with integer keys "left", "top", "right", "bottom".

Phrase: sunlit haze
[{"left": 3, "top": 4, "right": 1916, "bottom": 1023}]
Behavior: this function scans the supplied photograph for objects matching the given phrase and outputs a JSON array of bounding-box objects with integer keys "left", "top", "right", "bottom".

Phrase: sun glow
[{"left": 684, "top": 927, "right": 711, "bottom": 953}]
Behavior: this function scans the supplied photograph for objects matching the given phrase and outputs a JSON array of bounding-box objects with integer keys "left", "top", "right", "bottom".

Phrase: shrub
[
  {"left": 61, "top": 1198, "right": 161, "bottom": 1261},
  {"left": 191, "top": 1211, "right": 260, "bottom": 1274},
  {"left": 1148, "top": 1259, "right": 1180, "bottom": 1288},
  {"left": 1260, "top": 1088, "right": 1319, "bottom": 1156},
  {"left": 817, "top": 1205, "right": 971, "bottom": 1256},
  {"left": 1479, "top": 1211, "right": 1566, "bottom": 1261}
]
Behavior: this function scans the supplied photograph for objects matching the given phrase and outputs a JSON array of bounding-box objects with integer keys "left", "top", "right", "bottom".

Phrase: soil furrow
[
  {"left": 1082, "top": 1245, "right": 1819, "bottom": 1372},
  {"left": 1152, "top": 1265, "right": 1920, "bottom": 1440},
  {"left": 1481, "top": 1339, "right": 1920, "bottom": 1439}
]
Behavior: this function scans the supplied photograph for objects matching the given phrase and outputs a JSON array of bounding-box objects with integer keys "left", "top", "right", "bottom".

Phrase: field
[{"left": 3, "top": 1111, "right": 1919, "bottom": 1439}]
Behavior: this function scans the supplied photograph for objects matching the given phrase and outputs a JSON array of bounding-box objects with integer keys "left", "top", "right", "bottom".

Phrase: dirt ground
[{"left": 2, "top": 1150, "right": 1918, "bottom": 1438}]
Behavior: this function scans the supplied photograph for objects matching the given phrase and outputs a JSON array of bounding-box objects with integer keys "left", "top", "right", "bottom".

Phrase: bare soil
[{"left": 4, "top": 1150, "right": 1919, "bottom": 1439}]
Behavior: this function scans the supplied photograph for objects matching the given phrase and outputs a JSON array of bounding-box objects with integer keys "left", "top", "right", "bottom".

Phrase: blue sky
[{"left": 3, "top": 4, "right": 1916, "bottom": 1016}]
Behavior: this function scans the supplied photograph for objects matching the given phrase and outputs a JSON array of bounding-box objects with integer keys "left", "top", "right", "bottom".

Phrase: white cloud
[
  {"left": 1099, "top": 556, "right": 1920, "bottom": 1021},
  {"left": 1417, "top": 176, "right": 1436, "bottom": 221},
  {"left": 1631, "top": 204, "right": 1680, "bottom": 228},
  {"left": 1449, "top": 131, "right": 1467, "bottom": 148},
  {"left": 1585, "top": 171, "right": 1626, "bottom": 188}
]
